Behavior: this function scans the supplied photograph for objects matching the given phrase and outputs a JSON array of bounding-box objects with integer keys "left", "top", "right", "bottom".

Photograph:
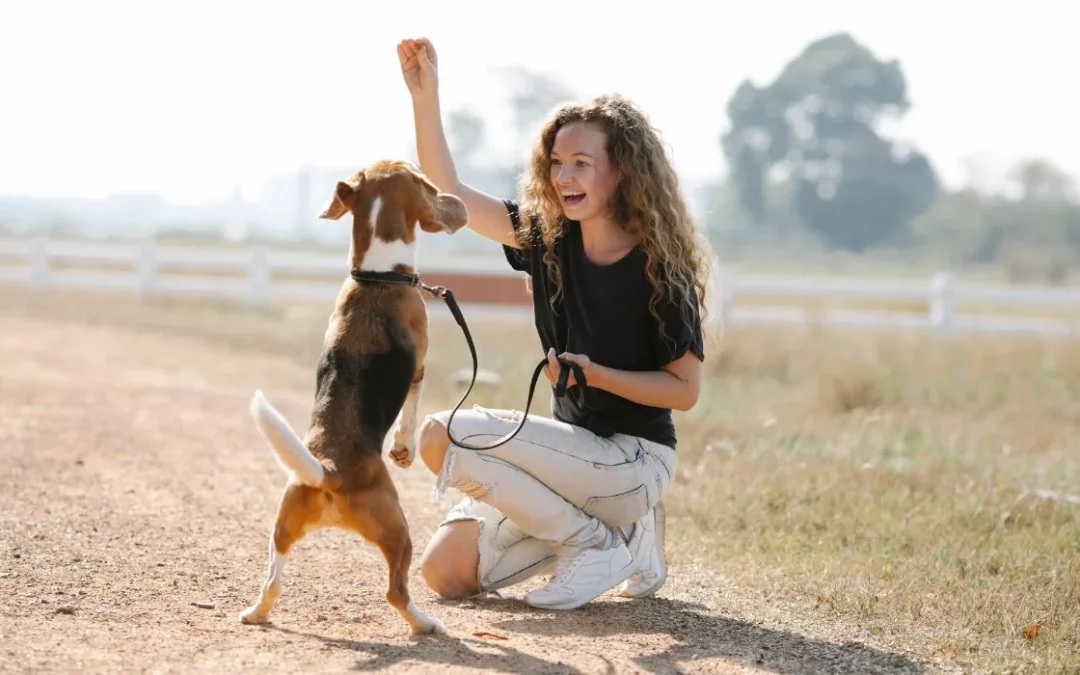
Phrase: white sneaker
[
  {"left": 524, "top": 540, "right": 635, "bottom": 610},
  {"left": 618, "top": 501, "right": 667, "bottom": 598}
]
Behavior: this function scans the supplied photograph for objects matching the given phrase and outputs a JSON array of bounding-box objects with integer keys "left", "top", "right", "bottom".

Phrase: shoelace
[{"left": 549, "top": 549, "right": 588, "bottom": 586}]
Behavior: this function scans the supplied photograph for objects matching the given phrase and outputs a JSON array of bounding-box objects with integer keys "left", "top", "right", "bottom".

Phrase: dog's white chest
[{"left": 363, "top": 238, "right": 417, "bottom": 272}]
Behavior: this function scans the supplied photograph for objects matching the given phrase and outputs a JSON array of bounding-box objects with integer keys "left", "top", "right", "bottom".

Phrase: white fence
[
  {"left": 0, "top": 238, "right": 532, "bottom": 321},
  {"left": 2, "top": 237, "right": 1080, "bottom": 338}
]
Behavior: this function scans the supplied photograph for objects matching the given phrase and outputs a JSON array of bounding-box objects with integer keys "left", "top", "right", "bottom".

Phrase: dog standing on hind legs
[{"left": 238, "top": 160, "right": 468, "bottom": 634}]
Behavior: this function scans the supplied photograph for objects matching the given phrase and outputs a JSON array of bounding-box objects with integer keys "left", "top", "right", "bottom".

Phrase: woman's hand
[
  {"left": 543, "top": 348, "right": 702, "bottom": 411},
  {"left": 544, "top": 348, "right": 591, "bottom": 389},
  {"left": 397, "top": 38, "right": 439, "bottom": 102}
]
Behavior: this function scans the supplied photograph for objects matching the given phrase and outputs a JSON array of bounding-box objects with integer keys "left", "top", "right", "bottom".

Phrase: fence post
[
  {"left": 137, "top": 240, "right": 156, "bottom": 296},
  {"left": 249, "top": 245, "right": 270, "bottom": 308},
  {"left": 930, "top": 271, "right": 955, "bottom": 331},
  {"left": 28, "top": 238, "right": 48, "bottom": 288}
]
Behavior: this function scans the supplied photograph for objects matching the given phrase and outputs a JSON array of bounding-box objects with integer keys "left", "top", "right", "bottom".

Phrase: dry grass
[
  {"left": 676, "top": 328, "right": 1080, "bottom": 673},
  {"left": 2, "top": 284, "right": 1077, "bottom": 673}
]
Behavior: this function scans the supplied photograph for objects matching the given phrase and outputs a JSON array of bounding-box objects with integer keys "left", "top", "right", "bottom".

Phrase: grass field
[
  {"left": 677, "top": 326, "right": 1080, "bottom": 671},
  {"left": 1, "top": 283, "right": 1077, "bottom": 673}
]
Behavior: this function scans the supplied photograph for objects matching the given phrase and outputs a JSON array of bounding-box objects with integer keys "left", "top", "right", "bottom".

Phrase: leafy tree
[
  {"left": 721, "top": 33, "right": 940, "bottom": 251},
  {"left": 911, "top": 187, "right": 1000, "bottom": 264},
  {"left": 998, "top": 159, "right": 1080, "bottom": 284},
  {"left": 1011, "top": 158, "right": 1077, "bottom": 203},
  {"left": 912, "top": 158, "right": 1080, "bottom": 281}
]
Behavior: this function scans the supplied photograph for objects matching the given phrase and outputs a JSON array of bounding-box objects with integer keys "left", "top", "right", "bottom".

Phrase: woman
[{"left": 397, "top": 38, "right": 711, "bottom": 611}]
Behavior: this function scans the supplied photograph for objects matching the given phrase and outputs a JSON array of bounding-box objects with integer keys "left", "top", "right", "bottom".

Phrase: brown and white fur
[{"left": 238, "top": 160, "right": 468, "bottom": 634}]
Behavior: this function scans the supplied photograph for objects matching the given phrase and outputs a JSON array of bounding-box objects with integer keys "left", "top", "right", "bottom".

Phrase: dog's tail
[{"left": 249, "top": 389, "right": 326, "bottom": 487}]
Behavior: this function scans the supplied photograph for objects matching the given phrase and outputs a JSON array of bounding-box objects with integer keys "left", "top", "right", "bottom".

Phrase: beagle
[{"left": 238, "top": 160, "right": 468, "bottom": 634}]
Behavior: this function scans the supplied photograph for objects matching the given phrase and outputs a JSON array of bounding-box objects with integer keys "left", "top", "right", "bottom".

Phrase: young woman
[{"left": 397, "top": 38, "right": 711, "bottom": 611}]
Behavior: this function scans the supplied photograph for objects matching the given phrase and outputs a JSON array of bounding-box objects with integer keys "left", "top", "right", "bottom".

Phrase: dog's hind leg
[
  {"left": 389, "top": 365, "right": 424, "bottom": 469},
  {"left": 344, "top": 472, "right": 446, "bottom": 635},
  {"left": 239, "top": 483, "right": 318, "bottom": 625}
]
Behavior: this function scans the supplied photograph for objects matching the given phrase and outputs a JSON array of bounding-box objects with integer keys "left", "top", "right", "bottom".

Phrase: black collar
[{"left": 350, "top": 269, "right": 420, "bottom": 287}]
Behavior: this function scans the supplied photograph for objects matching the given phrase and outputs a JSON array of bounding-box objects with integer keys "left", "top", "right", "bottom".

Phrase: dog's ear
[
  {"left": 414, "top": 172, "right": 468, "bottom": 234},
  {"left": 319, "top": 178, "right": 362, "bottom": 220}
]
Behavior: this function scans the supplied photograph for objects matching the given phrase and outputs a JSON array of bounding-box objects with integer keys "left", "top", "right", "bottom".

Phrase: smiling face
[{"left": 548, "top": 122, "right": 621, "bottom": 224}]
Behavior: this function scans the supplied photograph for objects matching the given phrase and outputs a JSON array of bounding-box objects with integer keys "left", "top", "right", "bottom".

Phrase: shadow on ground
[
  {"left": 490, "top": 595, "right": 923, "bottom": 674},
  {"left": 271, "top": 595, "right": 925, "bottom": 674},
  {"left": 270, "top": 625, "right": 579, "bottom": 674}
]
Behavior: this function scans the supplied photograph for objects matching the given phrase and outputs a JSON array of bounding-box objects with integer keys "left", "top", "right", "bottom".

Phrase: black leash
[
  {"left": 350, "top": 269, "right": 586, "bottom": 451},
  {"left": 421, "top": 283, "right": 586, "bottom": 451}
]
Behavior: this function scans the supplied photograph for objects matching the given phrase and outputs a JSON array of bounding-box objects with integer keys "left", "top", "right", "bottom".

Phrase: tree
[
  {"left": 1010, "top": 158, "right": 1077, "bottom": 204},
  {"left": 912, "top": 158, "right": 1080, "bottom": 281},
  {"left": 1006, "top": 158, "right": 1080, "bottom": 250},
  {"left": 721, "top": 33, "right": 940, "bottom": 251},
  {"left": 720, "top": 81, "right": 791, "bottom": 227}
]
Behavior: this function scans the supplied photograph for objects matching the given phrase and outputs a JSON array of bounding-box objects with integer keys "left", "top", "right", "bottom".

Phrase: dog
[{"left": 238, "top": 160, "right": 468, "bottom": 634}]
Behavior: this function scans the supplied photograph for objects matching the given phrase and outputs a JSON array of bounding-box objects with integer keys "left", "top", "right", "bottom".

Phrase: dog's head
[{"left": 319, "top": 160, "right": 468, "bottom": 272}]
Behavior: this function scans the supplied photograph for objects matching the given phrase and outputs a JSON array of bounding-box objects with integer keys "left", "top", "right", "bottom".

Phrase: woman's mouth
[{"left": 562, "top": 191, "right": 585, "bottom": 206}]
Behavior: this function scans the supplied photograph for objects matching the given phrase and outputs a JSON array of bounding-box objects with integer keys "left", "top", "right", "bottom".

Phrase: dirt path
[{"left": 0, "top": 314, "right": 945, "bottom": 674}]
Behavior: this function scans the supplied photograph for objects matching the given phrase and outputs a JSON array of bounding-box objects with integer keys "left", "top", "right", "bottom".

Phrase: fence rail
[{"left": 2, "top": 237, "right": 1080, "bottom": 338}]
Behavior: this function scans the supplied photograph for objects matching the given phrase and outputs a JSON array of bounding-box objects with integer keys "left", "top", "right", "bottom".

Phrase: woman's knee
[
  {"left": 418, "top": 408, "right": 519, "bottom": 476},
  {"left": 418, "top": 415, "right": 450, "bottom": 475},
  {"left": 419, "top": 521, "right": 481, "bottom": 600}
]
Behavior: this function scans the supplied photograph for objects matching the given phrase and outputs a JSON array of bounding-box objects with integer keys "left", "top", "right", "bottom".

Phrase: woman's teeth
[{"left": 562, "top": 192, "right": 585, "bottom": 205}]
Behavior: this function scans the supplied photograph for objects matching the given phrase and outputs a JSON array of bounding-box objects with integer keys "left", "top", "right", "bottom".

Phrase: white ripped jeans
[{"left": 428, "top": 405, "right": 677, "bottom": 592}]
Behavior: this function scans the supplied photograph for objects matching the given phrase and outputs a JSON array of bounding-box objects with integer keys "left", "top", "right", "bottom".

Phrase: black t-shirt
[{"left": 501, "top": 200, "right": 704, "bottom": 450}]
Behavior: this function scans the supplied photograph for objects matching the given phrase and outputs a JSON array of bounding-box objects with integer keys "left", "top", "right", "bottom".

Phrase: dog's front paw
[{"left": 389, "top": 442, "right": 415, "bottom": 468}]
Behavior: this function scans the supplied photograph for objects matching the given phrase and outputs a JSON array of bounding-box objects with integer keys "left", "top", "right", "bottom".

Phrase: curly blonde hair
[{"left": 515, "top": 93, "right": 713, "bottom": 347}]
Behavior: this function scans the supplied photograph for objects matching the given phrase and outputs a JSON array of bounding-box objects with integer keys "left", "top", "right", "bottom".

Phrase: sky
[{"left": 1, "top": 0, "right": 1075, "bottom": 205}]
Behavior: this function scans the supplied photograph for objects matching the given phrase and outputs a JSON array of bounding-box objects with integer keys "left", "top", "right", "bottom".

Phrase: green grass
[{"left": 1, "top": 284, "right": 1077, "bottom": 673}]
